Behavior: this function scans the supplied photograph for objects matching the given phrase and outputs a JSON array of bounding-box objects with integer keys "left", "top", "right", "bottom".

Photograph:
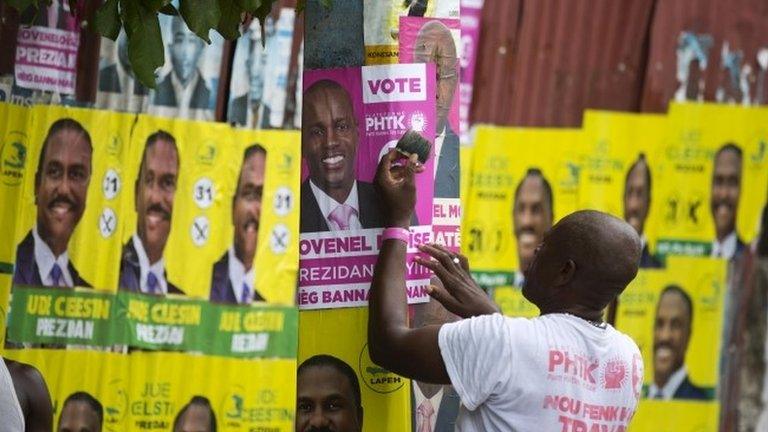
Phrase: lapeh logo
[
  {"left": 220, "top": 386, "right": 289, "bottom": 425},
  {"left": 358, "top": 343, "right": 405, "bottom": 394},
  {"left": 104, "top": 379, "right": 128, "bottom": 431},
  {"left": 107, "top": 134, "right": 122, "bottom": 156},
  {"left": 1, "top": 130, "right": 27, "bottom": 186},
  {"left": 196, "top": 141, "right": 218, "bottom": 166}
]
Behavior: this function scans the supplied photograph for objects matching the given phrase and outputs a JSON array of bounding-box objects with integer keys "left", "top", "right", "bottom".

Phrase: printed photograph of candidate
[
  {"left": 14, "top": 118, "right": 93, "bottom": 288},
  {"left": 227, "top": 20, "right": 267, "bottom": 127},
  {"left": 58, "top": 391, "right": 103, "bottom": 432},
  {"left": 412, "top": 20, "right": 459, "bottom": 199},
  {"left": 119, "top": 130, "right": 184, "bottom": 295},
  {"left": 710, "top": 143, "right": 745, "bottom": 260},
  {"left": 210, "top": 144, "right": 267, "bottom": 304},
  {"left": 95, "top": 30, "right": 150, "bottom": 112},
  {"left": 624, "top": 153, "right": 662, "bottom": 268},
  {"left": 410, "top": 300, "right": 459, "bottom": 432},
  {"left": 173, "top": 396, "right": 217, "bottom": 432},
  {"left": 151, "top": 16, "right": 212, "bottom": 114},
  {"left": 300, "top": 79, "right": 385, "bottom": 233},
  {"left": 648, "top": 284, "right": 709, "bottom": 400},
  {"left": 511, "top": 168, "right": 553, "bottom": 286},
  {"left": 296, "top": 354, "right": 363, "bottom": 432}
]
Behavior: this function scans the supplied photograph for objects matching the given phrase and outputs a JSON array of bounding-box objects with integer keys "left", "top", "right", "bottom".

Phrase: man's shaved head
[
  {"left": 523, "top": 210, "right": 642, "bottom": 315},
  {"left": 413, "top": 20, "right": 458, "bottom": 133}
]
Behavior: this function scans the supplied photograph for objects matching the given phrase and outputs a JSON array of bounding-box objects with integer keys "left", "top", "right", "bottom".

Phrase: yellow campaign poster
[
  {"left": 654, "top": 103, "right": 768, "bottom": 259},
  {"left": 0, "top": 102, "right": 31, "bottom": 275},
  {"left": 298, "top": 308, "right": 411, "bottom": 432},
  {"left": 462, "top": 126, "right": 581, "bottom": 317},
  {"left": 13, "top": 105, "right": 133, "bottom": 291},
  {"left": 0, "top": 273, "right": 10, "bottom": 346},
  {"left": 615, "top": 256, "right": 726, "bottom": 431},
  {"left": 459, "top": 144, "right": 473, "bottom": 211},
  {"left": 580, "top": 111, "right": 667, "bottom": 267},
  {"left": 3, "top": 349, "right": 296, "bottom": 432}
]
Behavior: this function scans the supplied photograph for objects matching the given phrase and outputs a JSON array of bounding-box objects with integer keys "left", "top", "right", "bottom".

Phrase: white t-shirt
[{"left": 438, "top": 313, "right": 643, "bottom": 432}]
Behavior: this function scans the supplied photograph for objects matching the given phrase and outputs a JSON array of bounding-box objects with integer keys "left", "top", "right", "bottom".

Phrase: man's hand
[
  {"left": 374, "top": 149, "right": 424, "bottom": 228},
  {"left": 415, "top": 244, "right": 501, "bottom": 318}
]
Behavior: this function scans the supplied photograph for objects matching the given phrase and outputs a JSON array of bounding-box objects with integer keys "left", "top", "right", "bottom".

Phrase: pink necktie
[
  {"left": 328, "top": 204, "right": 357, "bottom": 230},
  {"left": 417, "top": 399, "right": 435, "bottom": 432}
]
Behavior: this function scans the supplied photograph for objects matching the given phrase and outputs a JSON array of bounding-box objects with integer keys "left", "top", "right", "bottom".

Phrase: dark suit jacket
[
  {"left": 300, "top": 180, "right": 386, "bottom": 233},
  {"left": 673, "top": 375, "right": 710, "bottom": 400},
  {"left": 98, "top": 64, "right": 149, "bottom": 96},
  {"left": 735, "top": 236, "right": 747, "bottom": 260},
  {"left": 13, "top": 231, "right": 91, "bottom": 288},
  {"left": 435, "top": 126, "right": 460, "bottom": 199},
  {"left": 118, "top": 240, "right": 184, "bottom": 295},
  {"left": 228, "top": 94, "right": 249, "bottom": 126},
  {"left": 152, "top": 71, "right": 211, "bottom": 109},
  {"left": 639, "top": 243, "right": 663, "bottom": 268},
  {"left": 209, "top": 252, "right": 265, "bottom": 304},
  {"left": 411, "top": 385, "right": 461, "bottom": 432}
]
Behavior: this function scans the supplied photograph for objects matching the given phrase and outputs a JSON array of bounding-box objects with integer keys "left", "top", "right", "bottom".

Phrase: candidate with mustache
[
  {"left": 648, "top": 285, "right": 708, "bottom": 400},
  {"left": 623, "top": 153, "right": 662, "bottom": 268},
  {"left": 300, "top": 79, "right": 385, "bottom": 233},
  {"left": 413, "top": 20, "right": 460, "bottom": 199},
  {"left": 511, "top": 168, "right": 553, "bottom": 286},
  {"left": 296, "top": 355, "right": 363, "bottom": 432},
  {"left": 14, "top": 118, "right": 93, "bottom": 288},
  {"left": 710, "top": 143, "right": 746, "bottom": 260},
  {"left": 119, "top": 130, "right": 184, "bottom": 295},
  {"left": 210, "top": 144, "right": 266, "bottom": 304}
]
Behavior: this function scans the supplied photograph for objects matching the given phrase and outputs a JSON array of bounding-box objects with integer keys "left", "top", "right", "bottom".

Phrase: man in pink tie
[
  {"left": 13, "top": 118, "right": 93, "bottom": 288},
  {"left": 299, "top": 79, "right": 385, "bottom": 233}
]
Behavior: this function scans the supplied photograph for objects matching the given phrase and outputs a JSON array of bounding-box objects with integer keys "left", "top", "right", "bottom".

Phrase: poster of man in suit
[
  {"left": 13, "top": 118, "right": 92, "bottom": 288},
  {"left": 209, "top": 144, "right": 267, "bottom": 304},
  {"left": 710, "top": 143, "right": 746, "bottom": 260},
  {"left": 119, "top": 130, "right": 184, "bottom": 296},
  {"left": 95, "top": 30, "right": 150, "bottom": 113},
  {"left": 624, "top": 153, "right": 663, "bottom": 268}
]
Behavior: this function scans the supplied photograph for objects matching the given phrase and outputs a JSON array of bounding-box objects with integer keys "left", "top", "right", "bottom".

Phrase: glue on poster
[
  {"left": 615, "top": 256, "right": 726, "bottom": 431},
  {"left": 299, "top": 64, "right": 436, "bottom": 309}
]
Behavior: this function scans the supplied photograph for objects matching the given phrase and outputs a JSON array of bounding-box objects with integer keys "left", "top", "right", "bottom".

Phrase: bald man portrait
[
  {"left": 300, "top": 79, "right": 385, "bottom": 233},
  {"left": 413, "top": 20, "right": 459, "bottom": 199},
  {"left": 173, "top": 396, "right": 217, "bottom": 432},
  {"left": 58, "top": 391, "right": 103, "bottom": 432},
  {"left": 153, "top": 16, "right": 211, "bottom": 111},
  {"left": 296, "top": 354, "right": 363, "bottom": 432},
  {"left": 14, "top": 118, "right": 93, "bottom": 288}
]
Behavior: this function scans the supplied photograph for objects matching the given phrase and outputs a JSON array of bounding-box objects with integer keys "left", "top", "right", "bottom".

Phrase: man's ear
[{"left": 553, "top": 259, "right": 576, "bottom": 287}]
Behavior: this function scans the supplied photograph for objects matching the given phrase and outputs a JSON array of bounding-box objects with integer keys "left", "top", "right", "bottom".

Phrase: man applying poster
[
  {"left": 624, "top": 154, "right": 662, "bottom": 268},
  {"left": 210, "top": 144, "right": 267, "bottom": 304},
  {"left": 300, "top": 79, "right": 384, "bottom": 233},
  {"left": 710, "top": 143, "right": 746, "bottom": 260},
  {"left": 412, "top": 20, "right": 459, "bottom": 198},
  {"left": 648, "top": 285, "right": 709, "bottom": 400},
  {"left": 119, "top": 130, "right": 185, "bottom": 295},
  {"left": 14, "top": 118, "right": 93, "bottom": 288},
  {"left": 512, "top": 168, "right": 554, "bottom": 286}
]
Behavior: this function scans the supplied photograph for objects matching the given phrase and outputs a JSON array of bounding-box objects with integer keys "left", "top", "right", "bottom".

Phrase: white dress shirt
[
  {"left": 131, "top": 234, "right": 169, "bottom": 295},
  {"left": 33, "top": 226, "right": 74, "bottom": 287},
  {"left": 309, "top": 180, "right": 362, "bottom": 231},
  {"left": 413, "top": 383, "right": 444, "bottom": 432},
  {"left": 711, "top": 231, "right": 738, "bottom": 260},
  {"left": 647, "top": 366, "right": 688, "bottom": 400},
  {"left": 227, "top": 246, "right": 255, "bottom": 304}
]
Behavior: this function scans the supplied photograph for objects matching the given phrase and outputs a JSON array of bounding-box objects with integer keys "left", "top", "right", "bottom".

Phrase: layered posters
[
  {"left": 227, "top": 9, "right": 297, "bottom": 129},
  {"left": 462, "top": 126, "right": 581, "bottom": 317},
  {"left": 0, "top": 103, "right": 31, "bottom": 275},
  {"left": 298, "top": 64, "right": 436, "bottom": 309},
  {"left": 96, "top": 1, "right": 225, "bottom": 119},
  {"left": 363, "top": 0, "right": 459, "bottom": 65},
  {"left": 458, "top": 0, "right": 484, "bottom": 143},
  {"left": 615, "top": 256, "right": 726, "bottom": 431},
  {"left": 400, "top": 16, "right": 462, "bottom": 255},
  {"left": 1, "top": 104, "right": 300, "bottom": 431},
  {"left": 579, "top": 111, "right": 667, "bottom": 268},
  {"left": 654, "top": 103, "right": 768, "bottom": 260}
]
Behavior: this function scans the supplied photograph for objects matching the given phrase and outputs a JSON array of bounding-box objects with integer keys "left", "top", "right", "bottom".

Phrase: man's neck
[
  {"left": 36, "top": 224, "right": 68, "bottom": 257},
  {"left": 321, "top": 183, "right": 354, "bottom": 205},
  {"left": 716, "top": 228, "right": 736, "bottom": 243},
  {"left": 542, "top": 304, "right": 604, "bottom": 324},
  {"left": 416, "top": 381, "right": 443, "bottom": 399},
  {"left": 234, "top": 246, "right": 254, "bottom": 272}
]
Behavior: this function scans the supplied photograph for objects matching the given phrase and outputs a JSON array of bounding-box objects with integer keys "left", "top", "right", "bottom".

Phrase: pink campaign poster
[
  {"left": 298, "top": 63, "right": 437, "bottom": 310},
  {"left": 459, "top": 0, "right": 484, "bottom": 143},
  {"left": 399, "top": 16, "right": 462, "bottom": 254}
]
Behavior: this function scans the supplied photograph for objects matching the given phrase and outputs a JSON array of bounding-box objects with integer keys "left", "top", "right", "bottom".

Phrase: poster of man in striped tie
[
  {"left": 118, "top": 130, "right": 185, "bottom": 295},
  {"left": 13, "top": 118, "right": 93, "bottom": 288}
]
